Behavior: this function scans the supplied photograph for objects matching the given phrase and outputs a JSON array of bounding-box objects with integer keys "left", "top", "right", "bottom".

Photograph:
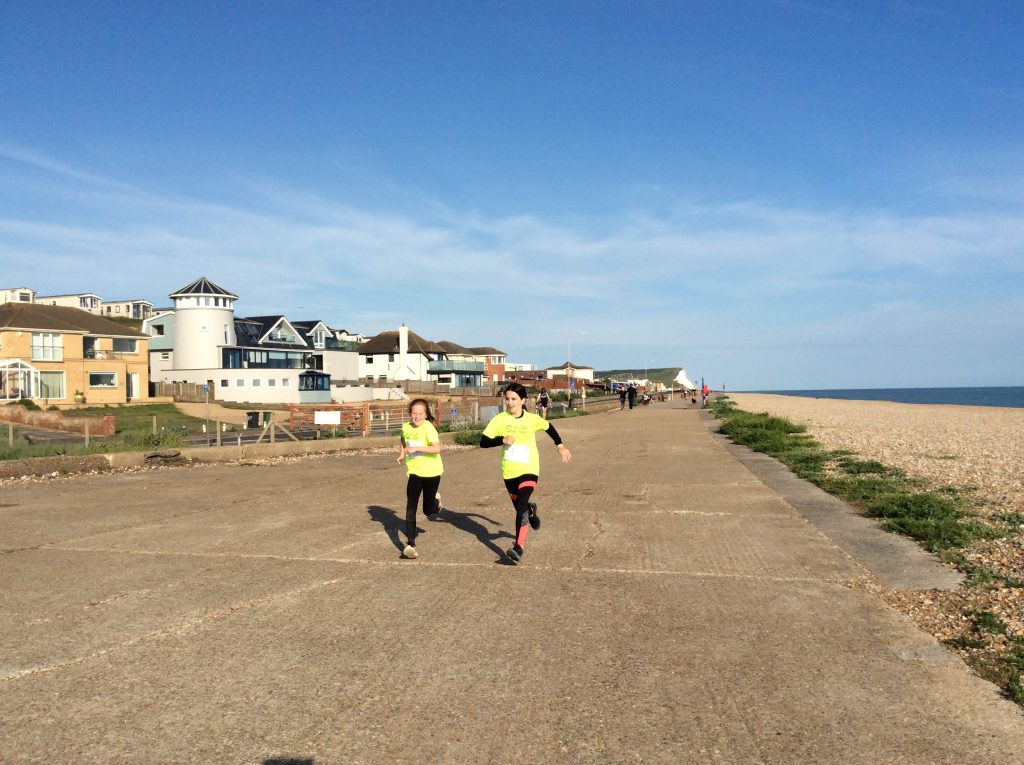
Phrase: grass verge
[
  {"left": 0, "top": 404, "right": 211, "bottom": 460},
  {"left": 708, "top": 396, "right": 1024, "bottom": 705}
]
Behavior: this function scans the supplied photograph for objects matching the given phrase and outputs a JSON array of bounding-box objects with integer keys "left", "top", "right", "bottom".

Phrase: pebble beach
[{"left": 727, "top": 392, "right": 1024, "bottom": 687}]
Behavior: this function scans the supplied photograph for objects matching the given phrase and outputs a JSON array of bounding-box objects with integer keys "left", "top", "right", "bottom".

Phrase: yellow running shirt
[
  {"left": 401, "top": 420, "right": 443, "bottom": 477},
  {"left": 482, "top": 410, "right": 551, "bottom": 479}
]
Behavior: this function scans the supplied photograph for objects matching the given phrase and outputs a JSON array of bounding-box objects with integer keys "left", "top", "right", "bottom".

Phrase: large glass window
[
  {"left": 299, "top": 373, "right": 330, "bottom": 391},
  {"left": 89, "top": 372, "right": 116, "bottom": 388},
  {"left": 113, "top": 338, "right": 138, "bottom": 354},
  {"left": 31, "top": 333, "right": 63, "bottom": 361},
  {"left": 38, "top": 371, "right": 66, "bottom": 400}
]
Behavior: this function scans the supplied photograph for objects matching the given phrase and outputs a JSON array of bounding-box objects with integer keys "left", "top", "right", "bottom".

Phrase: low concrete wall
[{"left": 2, "top": 404, "right": 636, "bottom": 478}]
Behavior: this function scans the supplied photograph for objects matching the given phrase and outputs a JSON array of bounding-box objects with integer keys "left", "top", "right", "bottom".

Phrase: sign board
[
  {"left": 314, "top": 410, "right": 342, "bottom": 426},
  {"left": 202, "top": 384, "right": 209, "bottom": 394}
]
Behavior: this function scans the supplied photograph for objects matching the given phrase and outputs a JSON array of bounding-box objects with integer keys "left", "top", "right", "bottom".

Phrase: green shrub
[{"left": 453, "top": 429, "right": 483, "bottom": 446}]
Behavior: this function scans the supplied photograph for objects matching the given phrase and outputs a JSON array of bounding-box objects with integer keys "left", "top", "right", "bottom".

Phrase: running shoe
[
  {"left": 402, "top": 544, "right": 418, "bottom": 559},
  {"left": 528, "top": 501, "right": 540, "bottom": 530},
  {"left": 427, "top": 492, "right": 442, "bottom": 517},
  {"left": 507, "top": 544, "right": 524, "bottom": 564}
]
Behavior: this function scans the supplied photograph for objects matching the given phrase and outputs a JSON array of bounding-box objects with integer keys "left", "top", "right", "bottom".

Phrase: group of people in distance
[{"left": 396, "top": 383, "right": 571, "bottom": 566}]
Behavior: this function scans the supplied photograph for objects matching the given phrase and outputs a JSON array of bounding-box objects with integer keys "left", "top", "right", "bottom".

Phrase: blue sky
[{"left": 2, "top": 1, "right": 1022, "bottom": 389}]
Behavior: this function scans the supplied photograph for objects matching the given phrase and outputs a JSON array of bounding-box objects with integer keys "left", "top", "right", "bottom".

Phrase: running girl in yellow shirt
[
  {"left": 396, "top": 398, "right": 443, "bottom": 559},
  {"left": 480, "top": 382, "right": 571, "bottom": 564}
]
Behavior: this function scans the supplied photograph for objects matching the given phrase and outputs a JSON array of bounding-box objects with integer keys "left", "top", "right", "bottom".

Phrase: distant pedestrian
[
  {"left": 480, "top": 383, "right": 572, "bottom": 565},
  {"left": 627, "top": 383, "right": 637, "bottom": 410},
  {"left": 537, "top": 387, "right": 551, "bottom": 419},
  {"left": 396, "top": 398, "right": 443, "bottom": 559},
  {"left": 618, "top": 385, "right": 627, "bottom": 410}
]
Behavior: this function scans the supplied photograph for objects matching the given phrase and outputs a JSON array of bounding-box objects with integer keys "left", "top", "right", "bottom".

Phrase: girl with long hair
[
  {"left": 396, "top": 398, "right": 443, "bottom": 559},
  {"left": 480, "top": 382, "right": 572, "bottom": 564}
]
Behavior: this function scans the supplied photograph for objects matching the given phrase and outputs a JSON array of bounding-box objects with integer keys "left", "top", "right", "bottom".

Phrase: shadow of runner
[
  {"left": 440, "top": 507, "right": 514, "bottom": 560},
  {"left": 366, "top": 505, "right": 424, "bottom": 553}
]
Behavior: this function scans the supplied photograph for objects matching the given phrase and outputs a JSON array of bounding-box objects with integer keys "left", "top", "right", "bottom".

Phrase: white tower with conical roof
[{"left": 169, "top": 277, "right": 238, "bottom": 370}]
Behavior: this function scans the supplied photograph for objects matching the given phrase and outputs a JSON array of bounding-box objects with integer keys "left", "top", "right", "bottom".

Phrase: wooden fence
[{"left": 150, "top": 381, "right": 210, "bottom": 403}]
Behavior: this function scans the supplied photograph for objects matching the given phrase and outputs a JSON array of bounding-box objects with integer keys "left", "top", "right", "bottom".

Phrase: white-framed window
[
  {"left": 89, "top": 371, "right": 117, "bottom": 388},
  {"left": 236, "top": 379, "right": 244, "bottom": 387},
  {"left": 152, "top": 325, "right": 165, "bottom": 336},
  {"left": 220, "top": 379, "right": 228, "bottom": 387},
  {"left": 268, "top": 379, "right": 276, "bottom": 387},
  {"left": 160, "top": 352, "right": 171, "bottom": 360},
  {"left": 39, "top": 371, "right": 66, "bottom": 400},
  {"left": 31, "top": 332, "right": 63, "bottom": 361},
  {"left": 366, "top": 356, "right": 374, "bottom": 364},
  {"left": 282, "top": 378, "right": 290, "bottom": 387},
  {"left": 252, "top": 379, "right": 261, "bottom": 387}
]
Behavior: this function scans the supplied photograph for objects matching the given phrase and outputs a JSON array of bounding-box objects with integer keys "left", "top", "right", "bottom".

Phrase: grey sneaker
[{"left": 506, "top": 544, "right": 524, "bottom": 564}]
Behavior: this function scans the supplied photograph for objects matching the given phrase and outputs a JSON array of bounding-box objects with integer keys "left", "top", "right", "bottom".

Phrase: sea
[{"left": 748, "top": 387, "right": 1024, "bottom": 409}]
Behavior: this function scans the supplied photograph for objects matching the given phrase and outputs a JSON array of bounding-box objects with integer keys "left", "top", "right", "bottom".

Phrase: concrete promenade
[{"left": 2, "top": 402, "right": 1022, "bottom": 763}]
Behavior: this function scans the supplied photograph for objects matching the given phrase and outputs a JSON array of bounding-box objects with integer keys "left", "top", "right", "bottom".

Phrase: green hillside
[{"left": 595, "top": 368, "right": 686, "bottom": 386}]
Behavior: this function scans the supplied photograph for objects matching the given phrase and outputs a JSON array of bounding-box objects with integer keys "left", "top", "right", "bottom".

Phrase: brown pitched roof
[
  {"left": 359, "top": 330, "right": 444, "bottom": 356},
  {"left": 468, "top": 346, "right": 505, "bottom": 356},
  {"left": 0, "top": 303, "right": 147, "bottom": 337},
  {"left": 437, "top": 340, "right": 473, "bottom": 355}
]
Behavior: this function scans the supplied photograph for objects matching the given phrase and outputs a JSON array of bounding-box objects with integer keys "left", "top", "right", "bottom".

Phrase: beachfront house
[{"left": 0, "top": 302, "right": 150, "bottom": 405}]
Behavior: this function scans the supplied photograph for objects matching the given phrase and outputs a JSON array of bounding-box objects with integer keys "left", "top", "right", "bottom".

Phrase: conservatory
[{"left": 0, "top": 359, "right": 39, "bottom": 401}]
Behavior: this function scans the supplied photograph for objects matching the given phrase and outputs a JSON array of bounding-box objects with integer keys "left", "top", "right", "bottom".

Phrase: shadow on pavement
[
  {"left": 366, "top": 505, "right": 411, "bottom": 552},
  {"left": 439, "top": 507, "right": 513, "bottom": 561}
]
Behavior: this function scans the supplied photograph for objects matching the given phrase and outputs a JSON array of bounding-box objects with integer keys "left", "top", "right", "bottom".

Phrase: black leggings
[
  {"left": 406, "top": 474, "right": 441, "bottom": 545},
  {"left": 503, "top": 474, "right": 538, "bottom": 534}
]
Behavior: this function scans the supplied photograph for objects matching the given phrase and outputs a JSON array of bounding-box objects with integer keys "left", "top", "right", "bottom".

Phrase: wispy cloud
[{"left": 2, "top": 149, "right": 1023, "bottom": 380}]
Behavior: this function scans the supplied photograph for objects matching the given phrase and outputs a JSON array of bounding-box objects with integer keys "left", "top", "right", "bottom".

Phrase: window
[
  {"left": 252, "top": 379, "right": 261, "bottom": 387},
  {"left": 115, "top": 305, "right": 121, "bottom": 313},
  {"left": 366, "top": 356, "right": 374, "bottom": 364},
  {"left": 282, "top": 379, "right": 290, "bottom": 387},
  {"left": 19, "top": 292, "right": 30, "bottom": 302},
  {"left": 39, "top": 371, "right": 66, "bottom": 400},
  {"left": 388, "top": 353, "right": 395, "bottom": 362},
  {"left": 152, "top": 324, "right": 165, "bottom": 336},
  {"left": 299, "top": 373, "right": 330, "bottom": 391},
  {"left": 268, "top": 379, "right": 276, "bottom": 387},
  {"left": 220, "top": 379, "right": 228, "bottom": 387},
  {"left": 236, "top": 379, "right": 244, "bottom": 387},
  {"left": 160, "top": 352, "right": 171, "bottom": 360},
  {"left": 89, "top": 372, "right": 117, "bottom": 388},
  {"left": 113, "top": 338, "right": 137, "bottom": 354},
  {"left": 31, "top": 332, "right": 63, "bottom": 361}
]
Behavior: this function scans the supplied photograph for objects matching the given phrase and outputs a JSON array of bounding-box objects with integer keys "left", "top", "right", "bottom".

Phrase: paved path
[{"left": 2, "top": 403, "right": 1022, "bottom": 763}]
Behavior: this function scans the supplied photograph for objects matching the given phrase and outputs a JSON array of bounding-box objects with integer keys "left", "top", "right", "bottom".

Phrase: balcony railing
[{"left": 427, "top": 360, "right": 485, "bottom": 373}]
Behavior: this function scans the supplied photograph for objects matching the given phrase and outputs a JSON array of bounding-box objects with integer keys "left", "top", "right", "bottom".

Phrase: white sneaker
[{"left": 403, "top": 544, "right": 418, "bottom": 559}]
